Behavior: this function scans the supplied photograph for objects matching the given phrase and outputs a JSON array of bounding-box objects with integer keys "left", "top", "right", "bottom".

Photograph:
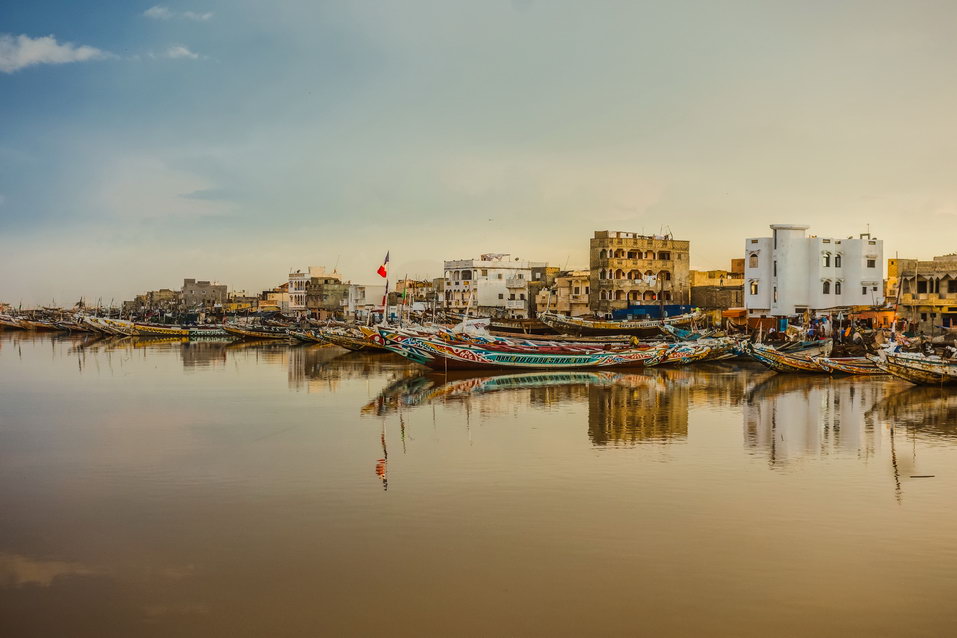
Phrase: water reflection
[
  {"left": 5, "top": 332, "right": 957, "bottom": 636},
  {"left": 362, "top": 366, "right": 761, "bottom": 447}
]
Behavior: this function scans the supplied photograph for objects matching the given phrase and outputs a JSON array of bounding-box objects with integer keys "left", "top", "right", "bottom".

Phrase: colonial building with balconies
[
  {"left": 887, "top": 254, "right": 957, "bottom": 332},
  {"left": 589, "top": 231, "right": 691, "bottom": 315}
]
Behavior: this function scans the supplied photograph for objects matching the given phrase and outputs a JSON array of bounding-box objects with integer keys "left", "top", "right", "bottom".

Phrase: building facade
[
  {"left": 887, "top": 254, "right": 957, "bottom": 332},
  {"left": 535, "top": 269, "right": 591, "bottom": 316},
  {"left": 443, "top": 254, "right": 549, "bottom": 318},
  {"left": 289, "top": 267, "right": 331, "bottom": 314},
  {"left": 589, "top": 231, "right": 691, "bottom": 315},
  {"left": 305, "top": 273, "right": 350, "bottom": 319},
  {"left": 181, "top": 278, "right": 227, "bottom": 308},
  {"left": 744, "top": 224, "right": 884, "bottom": 317}
]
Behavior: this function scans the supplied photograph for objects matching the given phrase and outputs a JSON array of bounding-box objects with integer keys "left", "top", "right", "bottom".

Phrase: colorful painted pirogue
[
  {"left": 745, "top": 342, "right": 828, "bottom": 373},
  {"left": 814, "top": 356, "right": 885, "bottom": 375},
  {"left": 372, "top": 326, "right": 670, "bottom": 370},
  {"left": 871, "top": 353, "right": 957, "bottom": 385},
  {"left": 538, "top": 311, "right": 703, "bottom": 337},
  {"left": 318, "top": 327, "right": 392, "bottom": 352}
]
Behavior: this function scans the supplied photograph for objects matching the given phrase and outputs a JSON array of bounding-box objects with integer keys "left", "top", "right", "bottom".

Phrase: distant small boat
[
  {"left": 223, "top": 324, "right": 289, "bottom": 340},
  {"left": 19, "top": 319, "right": 63, "bottom": 331},
  {"left": 0, "top": 315, "right": 24, "bottom": 329},
  {"left": 133, "top": 323, "right": 190, "bottom": 337}
]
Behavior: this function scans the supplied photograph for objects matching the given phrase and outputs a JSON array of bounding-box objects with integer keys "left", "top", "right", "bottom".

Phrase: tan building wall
[
  {"left": 589, "top": 230, "right": 691, "bottom": 314},
  {"left": 887, "top": 255, "right": 957, "bottom": 331},
  {"left": 535, "top": 269, "right": 591, "bottom": 316}
]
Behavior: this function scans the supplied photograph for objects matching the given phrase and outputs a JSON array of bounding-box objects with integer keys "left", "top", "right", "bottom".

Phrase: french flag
[{"left": 376, "top": 251, "right": 389, "bottom": 278}]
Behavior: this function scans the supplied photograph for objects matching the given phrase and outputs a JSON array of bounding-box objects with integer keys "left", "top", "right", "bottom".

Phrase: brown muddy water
[{"left": 1, "top": 331, "right": 956, "bottom": 637}]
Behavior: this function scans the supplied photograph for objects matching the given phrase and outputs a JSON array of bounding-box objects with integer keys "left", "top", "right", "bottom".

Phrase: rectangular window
[
  {"left": 481, "top": 269, "right": 488, "bottom": 276},
  {"left": 948, "top": 281, "right": 957, "bottom": 293},
  {"left": 573, "top": 287, "right": 580, "bottom": 295},
  {"left": 862, "top": 287, "right": 868, "bottom": 295},
  {"left": 509, "top": 294, "right": 515, "bottom": 300},
  {"left": 866, "top": 259, "right": 876, "bottom": 268},
  {"left": 917, "top": 281, "right": 928, "bottom": 294},
  {"left": 498, "top": 293, "right": 503, "bottom": 299},
  {"left": 773, "top": 261, "right": 777, "bottom": 276}
]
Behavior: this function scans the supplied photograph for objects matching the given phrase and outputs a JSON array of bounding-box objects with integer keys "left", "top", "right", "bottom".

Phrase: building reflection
[{"left": 744, "top": 375, "right": 904, "bottom": 466}]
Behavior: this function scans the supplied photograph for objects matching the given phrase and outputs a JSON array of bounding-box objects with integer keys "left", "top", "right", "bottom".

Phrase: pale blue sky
[{"left": 2, "top": 1, "right": 956, "bottom": 305}]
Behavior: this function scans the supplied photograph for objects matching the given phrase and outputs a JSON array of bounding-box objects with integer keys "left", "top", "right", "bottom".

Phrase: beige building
[
  {"left": 589, "top": 231, "right": 691, "bottom": 314},
  {"left": 535, "top": 270, "right": 591, "bottom": 316},
  {"left": 181, "top": 278, "right": 227, "bottom": 308},
  {"left": 887, "top": 254, "right": 957, "bottom": 332}
]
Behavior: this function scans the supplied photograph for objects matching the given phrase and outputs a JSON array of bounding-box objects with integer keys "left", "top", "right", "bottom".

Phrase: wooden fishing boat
[
  {"left": 188, "top": 327, "right": 229, "bottom": 338},
  {"left": 375, "top": 327, "right": 670, "bottom": 371},
  {"left": 538, "top": 311, "right": 703, "bottom": 337},
  {"left": 814, "top": 356, "right": 885, "bottom": 375},
  {"left": 745, "top": 342, "right": 827, "bottom": 373},
  {"left": 223, "top": 324, "right": 290, "bottom": 340},
  {"left": 659, "top": 343, "right": 713, "bottom": 365},
  {"left": 19, "top": 319, "right": 64, "bottom": 331},
  {"left": 319, "top": 328, "right": 391, "bottom": 352},
  {"left": 133, "top": 323, "right": 190, "bottom": 337},
  {"left": 0, "top": 315, "right": 24, "bottom": 329},
  {"left": 872, "top": 353, "right": 957, "bottom": 385},
  {"left": 289, "top": 329, "right": 326, "bottom": 343}
]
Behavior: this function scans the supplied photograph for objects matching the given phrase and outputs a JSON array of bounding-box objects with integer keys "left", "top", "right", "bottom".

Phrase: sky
[{"left": 1, "top": 0, "right": 956, "bottom": 305}]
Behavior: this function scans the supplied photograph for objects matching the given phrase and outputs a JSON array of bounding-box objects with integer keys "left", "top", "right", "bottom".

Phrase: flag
[{"left": 377, "top": 252, "right": 389, "bottom": 278}]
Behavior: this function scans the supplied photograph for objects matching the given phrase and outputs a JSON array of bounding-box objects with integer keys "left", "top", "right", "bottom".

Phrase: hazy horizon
[{"left": 3, "top": 0, "right": 957, "bottom": 305}]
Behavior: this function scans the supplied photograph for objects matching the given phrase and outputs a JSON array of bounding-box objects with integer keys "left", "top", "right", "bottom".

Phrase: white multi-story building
[
  {"left": 343, "top": 283, "right": 387, "bottom": 320},
  {"left": 444, "top": 253, "right": 548, "bottom": 318},
  {"left": 744, "top": 224, "right": 884, "bottom": 317},
  {"left": 288, "top": 266, "right": 330, "bottom": 313}
]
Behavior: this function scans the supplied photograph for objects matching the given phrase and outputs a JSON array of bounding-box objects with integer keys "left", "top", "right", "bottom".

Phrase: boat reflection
[
  {"left": 868, "top": 386, "right": 957, "bottom": 440},
  {"left": 362, "top": 367, "right": 756, "bottom": 446}
]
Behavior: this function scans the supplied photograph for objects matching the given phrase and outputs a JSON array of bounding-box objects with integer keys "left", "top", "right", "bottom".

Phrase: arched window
[
  {"left": 822, "top": 253, "right": 831, "bottom": 268},
  {"left": 834, "top": 254, "right": 842, "bottom": 268},
  {"left": 614, "top": 290, "right": 624, "bottom": 300},
  {"left": 749, "top": 253, "right": 758, "bottom": 268},
  {"left": 615, "top": 269, "right": 625, "bottom": 279},
  {"left": 749, "top": 281, "right": 759, "bottom": 295},
  {"left": 661, "top": 291, "right": 672, "bottom": 301},
  {"left": 599, "top": 249, "right": 607, "bottom": 259},
  {"left": 628, "top": 291, "right": 640, "bottom": 301},
  {"left": 614, "top": 249, "right": 625, "bottom": 258},
  {"left": 461, "top": 270, "right": 472, "bottom": 280},
  {"left": 627, "top": 250, "right": 639, "bottom": 259},
  {"left": 658, "top": 270, "right": 671, "bottom": 281},
  {"left": 644, "top": 250, "right": 656, "bottom": 259},
  {"left": 643, "top": 291, "right": 656, "bottom": 301},
  {"left": 599, "top": 269, "right": 606, "bottom": 280},
  {"left": 600, "top": 290, "right": 607, "bottom": 300},
  {"left": 835, "top": 281, "right": 842, "bottom": 294},
  {"left": 658, "top": 251, "right": 671, "bottom": 260},
  {"left": 453, "top": 271, "right": 460, "bottom": 281},
  {"left": 822, "top": 281, "right": 831, "bottom": 294}
]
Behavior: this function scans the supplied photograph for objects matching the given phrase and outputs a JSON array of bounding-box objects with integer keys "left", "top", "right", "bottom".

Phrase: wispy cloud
[
  {"left": 144, "top": 6, "right": 213, "bottom": 22},
  {"left": 0, "top": 33, "right": 109, "bottom": 73},
  {"left": 164, "top": 45, "right": 199, "bottom": 60}
]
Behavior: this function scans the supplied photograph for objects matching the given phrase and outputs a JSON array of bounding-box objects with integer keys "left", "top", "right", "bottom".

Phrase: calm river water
[{"left": 2, "top": 332, "right": 957, "bottom": 637}]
